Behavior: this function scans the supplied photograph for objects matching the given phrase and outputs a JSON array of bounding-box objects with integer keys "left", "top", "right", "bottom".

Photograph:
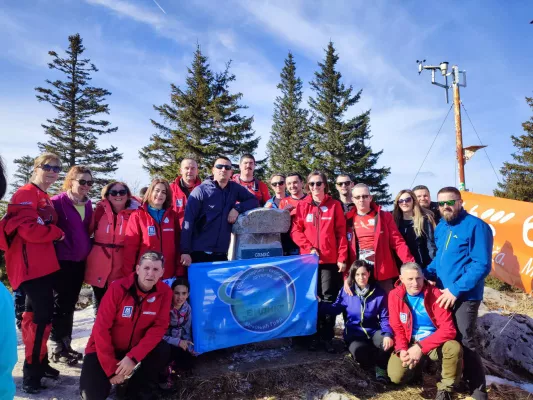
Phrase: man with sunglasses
[
  {"left": 345, "top": 183, "right": 414, "bottom": 293},
  {"left": 335, "top": 174, "right": 355, "bottom": 213},
  {"left": 413, "top": 185, "right": 441, "bottom": 225},
  {"left": 170, "top": 158, "right": 202, "bottom": 226},
  {"left": 425, "top": 187, "right": 492, "bottom": 400},
  {"left": 279, "top": 172, "right": 308, "bottom": 255},
  {"left": 180, "top": 156, "right": 259, "bottom": 265},
  {"left": 232, "top": 154, "right": 270, "bottom": 206}
]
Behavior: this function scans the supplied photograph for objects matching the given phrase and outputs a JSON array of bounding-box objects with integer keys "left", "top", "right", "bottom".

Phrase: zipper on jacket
[
  {"left": 127, "top": 296, "right": 146, "bottom": 351},
  {"left": 22, "top": 243, "right": 29, "bottom": 275},
  {"left": 359, "top": 289, "right": 375, "bottom": 339},
  {"left": 444, "top": 229, "right": 452, "bottom": 250}
]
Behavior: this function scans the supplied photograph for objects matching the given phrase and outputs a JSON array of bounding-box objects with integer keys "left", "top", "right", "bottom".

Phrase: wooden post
[{"left": 453, "top": 80, "right": 466, "bottom": 191}]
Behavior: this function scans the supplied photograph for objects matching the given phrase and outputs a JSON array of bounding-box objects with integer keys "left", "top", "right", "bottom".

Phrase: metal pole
[{"left": 453, "top": 74, "right": 466, "bottom": 191}]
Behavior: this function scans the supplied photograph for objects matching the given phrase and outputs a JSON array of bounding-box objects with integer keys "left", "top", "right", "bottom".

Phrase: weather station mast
[{"left": 417, "top": 60, "right": 469, "bottom": 191}]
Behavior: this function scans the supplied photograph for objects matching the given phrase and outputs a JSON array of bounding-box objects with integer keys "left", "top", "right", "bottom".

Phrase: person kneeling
[
  {"left": 79, "top": 251, "right": 173, "bottom": 400},
  {"left": 388, "top": 262, "right": 463, "bottom": 400},
  {"left": 320, "top": 260, "right": 394, "bottom": 382}
]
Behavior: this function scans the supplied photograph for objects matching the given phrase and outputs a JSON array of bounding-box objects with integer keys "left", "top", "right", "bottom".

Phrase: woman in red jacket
[
  {"left": 290, "top": 171, "right": 348, "bottom": 352},
  {"left": 0, "top": 153, "right": 64, "bottom": 393},
  {"left": 124, "top": 178, "right": 182, "bottom": 279},
  {"left": 85, "top": 181, "right": 141, "bottom": 314}
]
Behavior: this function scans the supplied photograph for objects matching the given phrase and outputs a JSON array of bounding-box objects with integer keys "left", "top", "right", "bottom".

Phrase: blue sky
[{"left": 1, "top": 0, "right": 532, "bottom": 198}]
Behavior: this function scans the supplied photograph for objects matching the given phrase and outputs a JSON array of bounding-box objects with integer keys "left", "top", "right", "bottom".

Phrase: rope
[
  {"left": 410, "top": 104, "right": 454, "bottom": 188},
  {"left": 461, "top": 101, "right": 502, "bottom": 183}
]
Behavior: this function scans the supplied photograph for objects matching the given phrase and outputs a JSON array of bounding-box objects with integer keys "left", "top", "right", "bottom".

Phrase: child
[{"left": 161, "top": 278, "right": 194, "bottom": 389}]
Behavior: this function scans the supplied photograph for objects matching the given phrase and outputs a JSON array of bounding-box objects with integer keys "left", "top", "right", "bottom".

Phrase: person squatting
[{"left": 0, "top": 153, "right": 493, "bottom": 400}]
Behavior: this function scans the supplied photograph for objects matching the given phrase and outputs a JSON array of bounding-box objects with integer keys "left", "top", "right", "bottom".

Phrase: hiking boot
[
  {"left": 323, "top": 339, "right": 336, "bottom": 354},
  {"left": 51, "top": 349, "right": 79, "bottom": 365},
  {"left": 42, "top": 363, "right": 60, "bottom": 380},
  {"left": 66, "top": 345, "right": 83, "bottom": 360},
  {"left": 22, "top": 376, "right": 46, "bottom": 394},
  {"left": 435, "top": 390, "right": 452, "bottom": 400},
  {"left": 375, "top": 366, "right": 389, "bottom": 384}
]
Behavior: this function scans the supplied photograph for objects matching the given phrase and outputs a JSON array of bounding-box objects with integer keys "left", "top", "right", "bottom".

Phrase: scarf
[
  {"left": 67, "top": 190, "right": 88, "bottom": 206},
  {"left": 354, "top": 284, "right": 370, "bottom": 298}
]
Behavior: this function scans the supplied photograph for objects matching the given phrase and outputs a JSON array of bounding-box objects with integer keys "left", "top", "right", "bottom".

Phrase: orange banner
[{"left": 462, "top": 192, "right": 533, "bottom": 294}]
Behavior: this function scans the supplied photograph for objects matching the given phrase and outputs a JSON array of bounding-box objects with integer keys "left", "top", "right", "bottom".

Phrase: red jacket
[
  {"left": 170, "top": 177, "right": 201, "bottom": 226},
  {"left": 84, "top": 273, "right": 172, "bottom": 377},
  {"left": 346, "top": 202, "right": 414, "bottom": 281},
  {"left": 290, "top": 195, "right": 348, "bottom": 264},
  {"left": 0, "top": 184, "right": 63, "bottom": 290},
  {"left": 85, "top": 198, "right": 141, "bottom": 288},
  {"left": 232, "top": 174, "right": 271, "bottom": 206},
  {"left": 388, "top": 281, "right": 456, "bottom": 354},
  {"left": 124, "top": 204, "right": 182, "bottom": 279},
  {"left": 279, "top": 194, "right": 308, "bottom": 216}
]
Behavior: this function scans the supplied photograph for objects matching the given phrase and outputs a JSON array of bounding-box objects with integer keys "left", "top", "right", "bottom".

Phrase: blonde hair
[
  {"left": 62, "top": 165, "right": 92, "bottom": 191},
  {"left": 143, "top": 178, "right": 172, "bottom": 210},
  {"left": 393, "top": 189, "right": 435, "bottom": 237},
  {"left": 30, "top": 153, "right": 62, "bottom": 180}
]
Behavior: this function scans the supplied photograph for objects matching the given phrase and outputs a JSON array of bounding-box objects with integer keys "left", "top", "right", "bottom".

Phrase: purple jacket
[{"left": 51, "top": 192, "right": 92, "bottom": 262}]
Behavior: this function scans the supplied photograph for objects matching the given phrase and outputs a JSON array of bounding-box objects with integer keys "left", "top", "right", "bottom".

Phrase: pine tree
[
  {"left": 35, "top": 33, "right": 121, "bottom": 194},
  {"left": 10, "top": 155, "right": 34, "bottom": 194},
  {"left": 308, "top": 42, "right": 391, "bottom": 204},
  {"left": 494, "top": 96, "right": 533, "bottom": 201},
  {"left": 266, "top": 52, "right": 311, "bottom": 177},
  {"left": 140, "top": 46, "right": 259, "bottom": 180}
]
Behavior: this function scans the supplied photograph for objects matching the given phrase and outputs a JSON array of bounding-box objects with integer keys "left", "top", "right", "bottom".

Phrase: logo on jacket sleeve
[
  {"left": 147, "top": 296, "right": 156, "bottom": 303},
  {"left": 176, "top": 199, "right": 183, "bottom": 208},
  {"left": 400, "top": 312, "right": 408, "bottom": 323},
  {"left": 148, "top": 226, "right": 156, "bottom": 236},
  {"left": 122, "top": 306, "right": 133, "bottom": 318}
]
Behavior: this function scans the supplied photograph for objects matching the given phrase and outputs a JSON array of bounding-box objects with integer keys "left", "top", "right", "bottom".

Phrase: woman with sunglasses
[
  {"left": 50, "top": 165, "right": 94, "bottom": 365},
  {"left": 392, "top": 189, "right": 436, "bottom": 269},
  {"left": 85, "top": 182, "right": 141, "bottom": 314},
  {"left": 264, "top": 173, "right": 286, "bottom": 208},
  {"left": 124, "top": 178, "right": 183, "bottom": 279},
  {"left": 291, "top": 171, "right": 348, "bottom": 352},
  {"left": 1, "top": 153, "right": 65, "bottom": 392}
]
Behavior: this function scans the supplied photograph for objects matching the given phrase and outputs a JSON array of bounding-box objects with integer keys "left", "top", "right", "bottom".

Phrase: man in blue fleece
[
  {"left": 426, "top": 186, "right": 492, "bottom": 400},
  {"left": 180, "top": 156, "right": 259, "bottom": 265}
]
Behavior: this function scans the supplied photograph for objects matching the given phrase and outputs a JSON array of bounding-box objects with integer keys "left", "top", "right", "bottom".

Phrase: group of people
[{"left": 0, "top": 152, "right": 493, "bottom": 400}]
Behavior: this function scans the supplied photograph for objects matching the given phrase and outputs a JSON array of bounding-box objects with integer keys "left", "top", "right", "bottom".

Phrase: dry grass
[{"left": 484, "top": 291, "right": 533, "bottom": 319}]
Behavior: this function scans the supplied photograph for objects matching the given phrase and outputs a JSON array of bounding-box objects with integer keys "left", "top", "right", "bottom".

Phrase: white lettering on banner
[
  {"left": 521, "top": 258, "right": 533, "bottom": 277},
  {"left": 494, "top": 252, "right": 506, "bottom": 266},
  {"left": 523, "top": 216, "right": 533, "bottom": 248},
  {"left": 254, "top": 252, "right": 270, "bottom": 257}
]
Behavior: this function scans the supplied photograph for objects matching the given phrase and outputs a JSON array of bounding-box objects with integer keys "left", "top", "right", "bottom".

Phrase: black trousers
[
  {"left": 317, "top": 264, "right": 342, "bottom": 341},
  {"left": 453, "top": 300, "right": 487, "bottom": 398},
  {"left": 190, "top": 251, "right": 227, "bottom": 263},
  {"left": 51, "top": 260, "right": 85, "bottom": 343},
  {"left": 348, "top": 330, "right": 391, "bottom": 369},
  {"left": 80, "top": 341, "right": 171, "bottom": 400},
  {"left": 169, "top": 345, "right": 194, "bottom": 371},
  {"left": 19, "top": 272, "right": 58, "bottom": 376},
  {"left": 91, "top": 285, "right": 107, "bottom": 315}
]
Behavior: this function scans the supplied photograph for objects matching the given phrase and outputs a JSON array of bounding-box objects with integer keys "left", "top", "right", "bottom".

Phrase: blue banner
[{"left": 188, "top": 255, "right": 318, "bottom": 353}]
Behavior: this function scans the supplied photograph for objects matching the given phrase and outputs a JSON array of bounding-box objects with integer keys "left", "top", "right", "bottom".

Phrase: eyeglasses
[
  {"left": 271, "top": 181, "right": 285, "bottom": 187},
  {"left": 108, "top": 189, "right": 127, "bottom": 196},
  {"left": 353, "top": 195, "right": 370, "bottom": 200},
  {"left": 40, "top": 164, "right": 61, "bottom": 173},
  {"left": 75, "top": 179, "right": 94, "bottom": 187},
  {"left": 438, "top": 200, "right": 458, "bottom": 207},
  {"left": 398, "top": 197, "right": 413, "bottom": 205},
  {"left": 336, "top": 181, "right": 351, "bottom": 187},
  {"left": 308, "top": 181, "right": 323, "bottom": 187},
  {"left": 214, "top": 164, "right": 232, "bottom": 171}
]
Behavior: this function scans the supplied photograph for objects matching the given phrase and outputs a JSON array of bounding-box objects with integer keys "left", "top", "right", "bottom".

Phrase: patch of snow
[{"left": 486, "top": 375, "right": 533, "bottom": 394}]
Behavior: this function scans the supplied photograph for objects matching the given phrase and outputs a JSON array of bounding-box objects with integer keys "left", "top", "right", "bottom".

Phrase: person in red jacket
[
  {"left": 0, "top": 153, "right": 64, "bottom": 393},
  {"left": 124, "top": 178, "right": 182, "bottom": 279},
  {"left": 387, "top": 262, "right": 462, "bottom": 399},
  {"left": 290, "top": 171, "right": 348, "bottom": 352},
  {"left": 345, "top": 183, "right": 414, "bottom": 294},
  {"left": 279, "top": 172, "right": 307, "bottom": 255},
  {"left": 232, "top": 154, "right": 270, "bottom": 206},
  {"left": 170, "top": 158, "right": 201, "bottom": 226},
  {"left": 85, "top": 181, "right": 141, "bottom": 314},
  {"left": 79, "top": 250, "right": 172, "bottom": 400}
]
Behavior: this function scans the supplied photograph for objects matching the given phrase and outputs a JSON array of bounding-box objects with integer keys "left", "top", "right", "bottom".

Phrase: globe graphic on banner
[{"left": 218, "top": 265, "right": 296, "bottom": 333}]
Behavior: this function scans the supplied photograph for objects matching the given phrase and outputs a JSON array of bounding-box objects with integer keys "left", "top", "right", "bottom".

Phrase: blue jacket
[
  {"left": 319, "top": 284, "right": 392, "bottom": 343},
  {"left": 425, "top": 209, "right": 493, "bottom": 301},
  {"left": 0, "top": 283, "right": 17, "bottom": 400},
  {"left": 181, "top": 178, "right": 259, "bottom": 254}
]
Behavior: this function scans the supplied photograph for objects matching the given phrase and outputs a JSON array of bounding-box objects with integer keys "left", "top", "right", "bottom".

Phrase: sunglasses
[
  {"left": 215, "top": 164, "right": 232, "bottom": 171},
  {"left": 40, "top": 164, "right": 61, "bottom": 173},
  {"left": 108, "top": 189, "right": 127, "bottom": 196},
  {"left": 353, "top": 195, "right": 370, "bottom": 200},
  {"left": 438, "top": 200, "right": 458, "bottom": 207},
  {"left": 398, "top": 197, "right": 413, "bottom": 205},
  {"left": 271, "top": 181, "right": 285, "bottom": 187},
  {"left": 75, "top": 179, "right": 94, "bottom": 187},
  {"left": 308, "top": 181, "right": 323, "bottom": 187},
  {"left": 336, "top": 181, "right": 351, "bottom": 187}
]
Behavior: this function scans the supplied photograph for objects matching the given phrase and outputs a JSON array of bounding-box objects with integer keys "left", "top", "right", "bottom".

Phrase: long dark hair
[{"left": 346, "top": 260, "right": 375, "bottom": 288}]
